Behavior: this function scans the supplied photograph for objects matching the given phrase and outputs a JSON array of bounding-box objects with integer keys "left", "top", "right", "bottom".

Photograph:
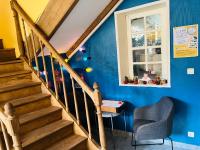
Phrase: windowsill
[{"left": 119, "top": 83, "right": 171, "bottom": 88}]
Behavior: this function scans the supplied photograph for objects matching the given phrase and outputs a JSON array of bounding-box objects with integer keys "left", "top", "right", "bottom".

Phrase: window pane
[
  {"left": 148, "top": 64, "right": 162, "bottom": 76},
  {"left": 133, "top": 50, "right": 145, "bottom": 62},
  {"left": 146, "top": 14, "right": 161, "bottom": 31},
  {"left": 131, "top": 17, "right": 144, "bottom": 33},
  {"left": 133, "top": 64, "right": 146, "bottom": 78},
  {"left": 147, "top": 31, "right": 161, "bottom": 46},
  {"left": 147, "top": 48, "right": 161, "bottom": 62},
  {"left": 132, "top": 34, "right": 145, "bottom": 47}
]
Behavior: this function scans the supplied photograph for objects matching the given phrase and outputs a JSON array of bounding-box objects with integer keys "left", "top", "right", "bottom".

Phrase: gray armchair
[{"left": 131, "top": 97, "right": 174, "bottom": 150}]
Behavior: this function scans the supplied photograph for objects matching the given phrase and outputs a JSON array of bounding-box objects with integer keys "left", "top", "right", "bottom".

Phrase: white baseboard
[{"left": 108, "top": 129, "right": 200, "bottom": 150}]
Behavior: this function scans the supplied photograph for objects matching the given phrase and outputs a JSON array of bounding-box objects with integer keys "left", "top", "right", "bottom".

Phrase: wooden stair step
[
  {"left": 20, "top": 106, "right": 62, "bottom": 124},
  {"left": 11, "top": 93, "right": 51, "bottom": 107},
  {"left": 0, "top": 59, "right": 22, "bottom": 65},
  {"left": 0, "top": 70, "right": 32, "bottom": 86},
  {"left": 0, "top": 70, "right": 31, "bottom": 78},
  {"left": 46, "top": 134, "right": 87, "bottom": 150},
  {"left": 0, "top": 81, "right": 41, "bottom": 102},
  {"left": 0, "top": 48, "right": 15, "bottom": 51},
  {"left": 0, "top": 93, "right": 51, "bottom": 115},
  {"left": 19, "top": 106, "right": 62, "bottom": 134},
  {"left": 22, "top": 120, "right": 73, "bottom": 150},
  {"left": 0, "top": 59, "right": 24, "bottom": 74},
  {"left": 0, "top": 48, "right": 16, "bottom": 61},
  {"left": 0, "top": 82, "right": 41, "bottom": 93}
]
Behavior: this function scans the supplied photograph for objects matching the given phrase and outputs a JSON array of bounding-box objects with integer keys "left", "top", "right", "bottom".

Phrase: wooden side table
[
  {"left": 101, "top": 100, "right": 127, "bottom": 132},
  {"left": 100, "top": 100, "right": 127, "bottom": 150}
]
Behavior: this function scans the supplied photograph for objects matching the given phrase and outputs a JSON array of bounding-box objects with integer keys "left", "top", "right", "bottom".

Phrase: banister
[
  {"left": 11, "top": 0, "right": 94, "bottom": 100},
  {"left": 11, "top": 1, "right": 107, "bottom": 149},
  {"left": 0, "top": 111, "right": 8, "bottom": 126}
]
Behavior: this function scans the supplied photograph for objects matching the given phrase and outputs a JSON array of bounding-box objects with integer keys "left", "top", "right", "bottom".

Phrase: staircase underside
[
  {"left": 36, "top": 0, "right": 79, "bottom": 38},
  {"left": 37, "top": 0, "right": 123, "bottom": 56}
]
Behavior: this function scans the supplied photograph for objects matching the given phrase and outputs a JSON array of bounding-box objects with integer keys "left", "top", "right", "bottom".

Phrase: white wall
[{"left": 47, "top": 0, "right": 111, "bottom": 54}]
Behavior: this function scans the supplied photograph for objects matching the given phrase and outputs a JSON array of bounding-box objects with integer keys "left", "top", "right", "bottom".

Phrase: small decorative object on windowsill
[
  {"left": 123, "top": 76, "right": 168, "bottom": 86},
  {"left": 123, "top": 76, "right": 129, "bottom": 84}
]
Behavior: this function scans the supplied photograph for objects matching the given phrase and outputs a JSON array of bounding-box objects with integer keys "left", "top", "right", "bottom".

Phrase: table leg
[
  {"left": 123, "top": 111, "right": 126, "bottom": 132},
  {"left": 110, "top": 114, "right": 115, "bottom": 150}
]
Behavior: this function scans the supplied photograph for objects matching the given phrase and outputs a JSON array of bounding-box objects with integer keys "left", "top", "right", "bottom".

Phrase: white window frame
[{"left": 115, "top": 0, "right": 170, "bottom": 88}]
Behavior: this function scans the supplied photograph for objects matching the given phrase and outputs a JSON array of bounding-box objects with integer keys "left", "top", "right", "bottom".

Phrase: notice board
[{"left": 173, "top": 24, "right": 198, "bottom": 58}]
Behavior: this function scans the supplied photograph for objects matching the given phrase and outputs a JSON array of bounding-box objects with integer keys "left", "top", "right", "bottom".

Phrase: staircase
[
  {"left": 0, "top": 0, "right": 107, "bottom": 149},
  {"left": 0, "top": 43, "right": 89, "bottom": 150}
]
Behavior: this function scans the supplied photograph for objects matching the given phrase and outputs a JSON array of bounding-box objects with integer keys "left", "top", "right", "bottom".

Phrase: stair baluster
[
  {"left": 60, "top": 64, "right": 69, "bottom": 112},
  {"left": 30, "top": 30, "right": 40, "bottom": 76},
  {"left": 21, "top": 19, "right": 31, "bottom": 66},
  {"left": 70, "top": 76, "right": 80, "bottom": 125},
  {"left": 83, "top": 90, "right": 92, "bottom": 139},
  {"left": 50, "top": 52, "right": 59, "bottom": 99},
  {"left": 93, "top": 83, "right": 106, "bottom": 150},
  {"left": 40, "top": 41, "right": 49, "bottom": 87},
  {"left": 4, "top": 103, "right": 22, "bottom": 150},
  {"left": 1, "top": 121, "right": 10, "bottom": 150}
]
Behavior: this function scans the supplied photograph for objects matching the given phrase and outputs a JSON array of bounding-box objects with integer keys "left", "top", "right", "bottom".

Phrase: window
[{"left": 115, "top": 0, "right": 170, "bottom": 87}]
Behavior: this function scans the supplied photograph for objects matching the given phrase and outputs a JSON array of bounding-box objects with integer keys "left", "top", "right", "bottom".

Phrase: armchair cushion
[{"left": 133, "top": 119, "right": 155, "bottom": 132}]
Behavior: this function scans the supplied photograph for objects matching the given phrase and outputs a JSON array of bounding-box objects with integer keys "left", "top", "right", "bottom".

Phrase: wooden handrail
[{"left": 11, "top": 0, "right": 94, "bottom": 100}]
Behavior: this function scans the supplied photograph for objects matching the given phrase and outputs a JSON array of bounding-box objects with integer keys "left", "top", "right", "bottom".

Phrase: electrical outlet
[
  {"left": 187, "top": 68, "right": 194, "bottom": 75},
  {"left": 188, "top": 132, "right": 195, "bottom": 138}
]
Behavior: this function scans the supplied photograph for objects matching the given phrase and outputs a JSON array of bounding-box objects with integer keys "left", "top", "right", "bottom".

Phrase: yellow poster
[{"left": 173, "top": 24, "right": 198, "bottom": 58}]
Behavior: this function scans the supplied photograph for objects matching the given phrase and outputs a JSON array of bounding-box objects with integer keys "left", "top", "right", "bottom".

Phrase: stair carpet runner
[{"left": 0, "top": 40, "right": 88, "bottom": 150}]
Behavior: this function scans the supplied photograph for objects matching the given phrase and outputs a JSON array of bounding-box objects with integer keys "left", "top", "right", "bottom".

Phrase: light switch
[{"left": 187, "top": 68, "right": 194, "bottom": 75}]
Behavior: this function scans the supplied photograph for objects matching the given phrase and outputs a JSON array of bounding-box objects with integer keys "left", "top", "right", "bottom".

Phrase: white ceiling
[{"left": 47, "top": 0, "right": 112, "bottom": 54}]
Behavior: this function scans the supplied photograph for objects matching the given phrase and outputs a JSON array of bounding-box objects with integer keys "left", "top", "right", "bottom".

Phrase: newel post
[
  {"left": 4, "top": 103, "right": 22, "bottom": 150},
  {"left": 93, "top": 83, "right": 106, "bottom": 150},
  {"left": 10, "top": 0, "right": 25, "bottom": 57}
]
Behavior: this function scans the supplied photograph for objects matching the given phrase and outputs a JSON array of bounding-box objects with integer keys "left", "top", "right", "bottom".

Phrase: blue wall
[{"left": 70, "top": 0, "right": 200, "bottom": 146}]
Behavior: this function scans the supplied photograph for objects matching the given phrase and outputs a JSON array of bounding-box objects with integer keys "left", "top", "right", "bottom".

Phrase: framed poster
[{"left": 173, "top": 24, "right": 198, "bottom": 58}]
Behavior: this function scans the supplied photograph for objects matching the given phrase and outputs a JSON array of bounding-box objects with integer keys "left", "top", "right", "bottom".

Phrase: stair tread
[
  {"left": 0, "top": 59, "right": 22, "bottom": 65},
  {"left": 19, "top": 106, "right": 61, "bottom": 124},
  {"left": 0, "top": 70, "right": 31, "bottom": 78},
  {"left": 0, "top": 81, "right": 41, "bottom": 93},
  {"left": 0, "top": 93, "right": 50, "bottom": 108},
  {"left": 46, "top": 134, "right": 87, "bottom": 150},
  {"left": 22, "top": 120, "right": 73, "bottom": 147},
  {"left": 11, "top": 93, "right": 50, "bottom": 106},
  {"left": 0, "top": 48, "right": 15, "bottom": 51}
]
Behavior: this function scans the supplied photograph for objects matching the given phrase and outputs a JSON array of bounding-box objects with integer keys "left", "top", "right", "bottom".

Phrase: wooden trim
[
  {"left": 67, "top": 0, "right": 123, "bottom": 57},
  {"left": 37, "top": 0, "right": 79, "bottom": 39},
  {"left": 48, "top": 0, "right": 79, "bottom": 38}
]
